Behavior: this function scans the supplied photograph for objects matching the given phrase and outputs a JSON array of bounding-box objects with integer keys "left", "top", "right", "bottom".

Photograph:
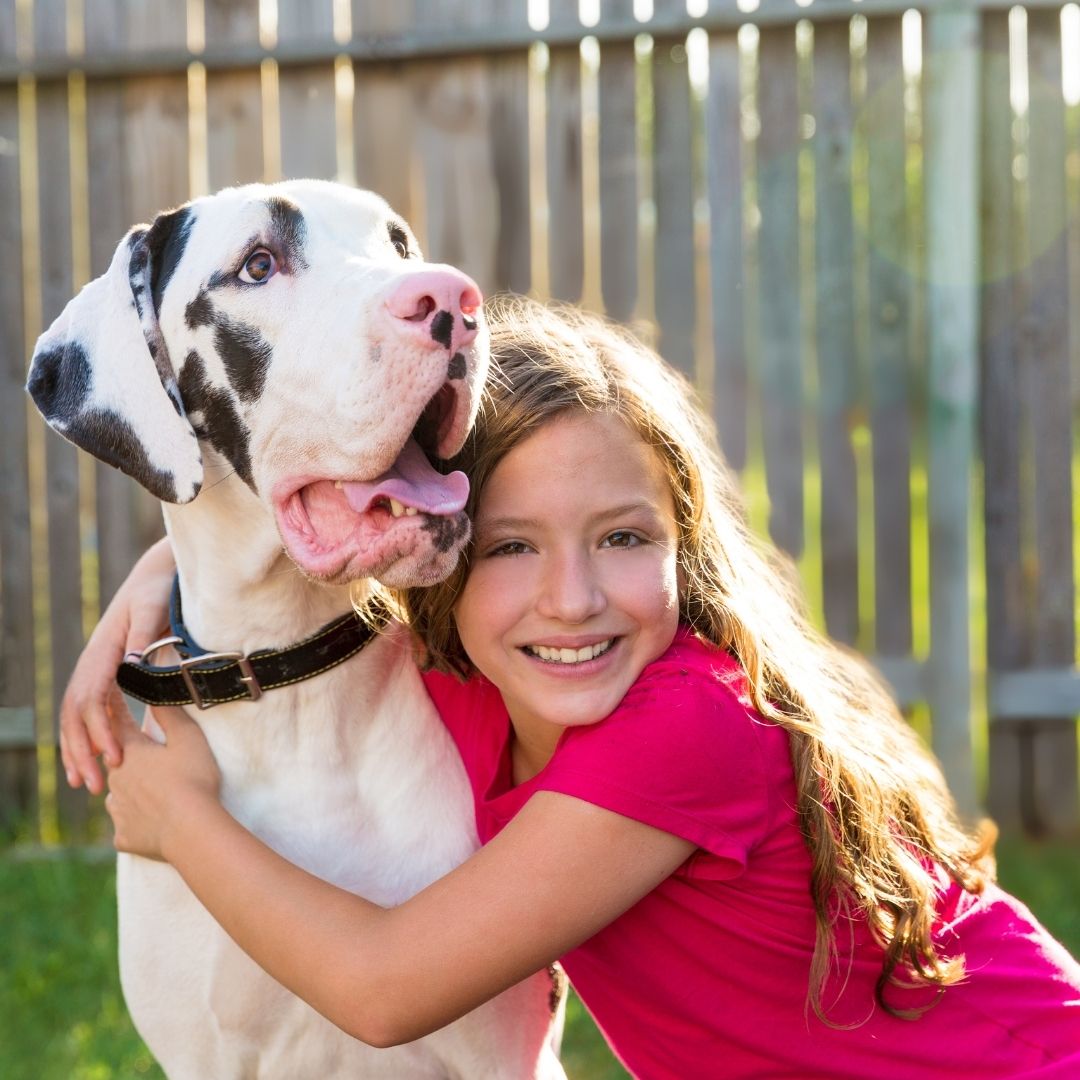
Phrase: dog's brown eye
[{"left": 240, "top": 249, "right": 276, "bottom": 283}]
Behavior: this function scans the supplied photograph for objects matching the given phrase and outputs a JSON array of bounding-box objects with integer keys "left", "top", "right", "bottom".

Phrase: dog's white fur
[{"left": 28, "top": 181, "right": 565, "bottom": 1079}]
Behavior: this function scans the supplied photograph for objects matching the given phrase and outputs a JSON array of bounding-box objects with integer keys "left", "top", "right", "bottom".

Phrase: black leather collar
[{"left": 117, "top": 576, "right": 382, "bottom": 710}]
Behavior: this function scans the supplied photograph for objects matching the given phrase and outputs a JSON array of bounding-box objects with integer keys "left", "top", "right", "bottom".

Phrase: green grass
[
  {"left": 0, "top": 852, "right": 627, "bottom": 1080},
  {"left": 3, "top": 840, "right": 1078, "bottom": 1080}
]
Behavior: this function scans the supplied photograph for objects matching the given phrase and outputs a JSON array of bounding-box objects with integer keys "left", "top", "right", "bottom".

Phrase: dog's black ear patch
[
  {"left": 179, "top": 350, "right": 255, "bottom": 490},
  {"left": 268, "top": 196, "right": 308, "bottom": 271},
  {"left": 146, "top": 206, "right": 195, "bottom": 315},
  {"left": 27, "top": 342, "right": 92, "bottom": 422},
  {"left": 81, "top": 409, "right": 180, "bottom": 503}
]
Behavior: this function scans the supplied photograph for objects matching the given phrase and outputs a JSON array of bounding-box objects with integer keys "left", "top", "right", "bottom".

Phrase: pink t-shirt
[{"left": 423, "top": 628, "right": 1080, "bottom": 1079}]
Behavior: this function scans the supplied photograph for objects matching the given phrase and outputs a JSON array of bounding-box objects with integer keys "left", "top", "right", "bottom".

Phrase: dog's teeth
[
  {"left": 334, "top": 480, "right": 343, "bottom": 489},
  {"left": 389, "top": 498, "right": 405, "bottom": 518},
  {"left": 405, "top": 506, "right": 418, "bottom": 516}
]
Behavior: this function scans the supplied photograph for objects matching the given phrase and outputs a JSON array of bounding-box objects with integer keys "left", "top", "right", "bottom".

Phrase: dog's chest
[{"left": 195, "top": 634, "right": 479, "bottom": 905}]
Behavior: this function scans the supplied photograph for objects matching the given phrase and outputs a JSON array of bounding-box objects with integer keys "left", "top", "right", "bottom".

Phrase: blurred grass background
[{"left": 2, "top": 835, "right": 1078, "bottom": 1080}]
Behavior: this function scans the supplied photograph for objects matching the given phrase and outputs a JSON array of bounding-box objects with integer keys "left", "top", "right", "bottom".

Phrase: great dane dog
[{"left": 26, "top": 180, "right": 565, "bottom": 1079}]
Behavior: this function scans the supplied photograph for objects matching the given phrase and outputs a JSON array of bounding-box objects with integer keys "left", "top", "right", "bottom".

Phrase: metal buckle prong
[{"left": 179, "top": 651, "right": 263, "bottom": 710}]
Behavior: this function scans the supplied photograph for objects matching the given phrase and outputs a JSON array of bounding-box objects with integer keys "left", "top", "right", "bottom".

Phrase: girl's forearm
[{"left": 161, "top": 794, "right": 412, "bottom": 1047}]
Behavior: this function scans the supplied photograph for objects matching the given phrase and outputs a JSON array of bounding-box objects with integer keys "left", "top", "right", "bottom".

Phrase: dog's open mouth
[{"left": 273, "top": 382, "right": 471, "bottom": 582}]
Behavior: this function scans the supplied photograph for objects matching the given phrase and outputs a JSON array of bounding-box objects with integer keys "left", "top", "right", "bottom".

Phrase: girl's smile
[{"left": 453, "top": 410, "right": 681, "bottom": 779}]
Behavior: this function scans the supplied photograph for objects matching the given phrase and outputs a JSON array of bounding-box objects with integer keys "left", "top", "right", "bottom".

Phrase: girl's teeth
[{"left": 530, "top": 640, "right": 613, "bottom": 664}]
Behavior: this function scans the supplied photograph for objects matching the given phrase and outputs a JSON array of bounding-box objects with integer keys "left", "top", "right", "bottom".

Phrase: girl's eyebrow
[{"left": 477, "top": 502, "right": 666, "bottom": 534}]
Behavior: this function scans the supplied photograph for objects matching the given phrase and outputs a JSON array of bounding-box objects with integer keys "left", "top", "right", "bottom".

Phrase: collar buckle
[{"left": 179, "top": 651, "right": 263, "bottom": 709}]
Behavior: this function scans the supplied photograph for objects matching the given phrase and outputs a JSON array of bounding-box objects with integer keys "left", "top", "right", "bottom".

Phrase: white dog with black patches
[{"left": 27, "top": 181, "right": 565, "bottom": 1079}]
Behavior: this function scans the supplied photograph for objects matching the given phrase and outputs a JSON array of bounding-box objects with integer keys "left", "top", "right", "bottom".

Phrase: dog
[{"left": 26, "top": 180, "right": 566, "bottom": 1079}]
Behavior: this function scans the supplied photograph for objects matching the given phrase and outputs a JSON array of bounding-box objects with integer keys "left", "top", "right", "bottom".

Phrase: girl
[{"left": 87, "top": 298, "right": 1079, "bottom": 1077}]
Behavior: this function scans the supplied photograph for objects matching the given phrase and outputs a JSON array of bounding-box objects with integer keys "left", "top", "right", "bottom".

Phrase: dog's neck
[{"left": 162, "top": 483, "right": 358, "bottom": 655}]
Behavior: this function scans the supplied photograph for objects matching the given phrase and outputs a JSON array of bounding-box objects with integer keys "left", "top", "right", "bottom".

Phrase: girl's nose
[{"left": 535, "top": 553, "right": 606, "bottom": 624}]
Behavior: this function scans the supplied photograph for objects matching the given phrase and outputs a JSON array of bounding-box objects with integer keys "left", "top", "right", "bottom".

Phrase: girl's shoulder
[{"left": 622, "top": 626, "right": 756, "bottom": 717}]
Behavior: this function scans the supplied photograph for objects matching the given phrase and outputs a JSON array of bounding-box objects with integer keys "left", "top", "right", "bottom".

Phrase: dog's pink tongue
[{"left": 342, "top": 438, "right": 469, "bottom": 515}]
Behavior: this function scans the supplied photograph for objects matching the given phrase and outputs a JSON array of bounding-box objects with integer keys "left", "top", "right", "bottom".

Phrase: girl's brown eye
[{"left": 240, "top": 249, "right": 276, "bottom": 283}]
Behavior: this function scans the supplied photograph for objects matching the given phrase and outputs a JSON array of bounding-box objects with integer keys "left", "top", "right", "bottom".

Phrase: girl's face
[{"left": 454, "top": 411, "right": 681, "bottom": 743}]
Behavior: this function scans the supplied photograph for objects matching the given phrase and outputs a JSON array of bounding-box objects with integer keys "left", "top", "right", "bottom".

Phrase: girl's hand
[
  {"left": 60, "top": 537, "right": 176, "bottom": 795},
  {"left": 106, "top": 706, "right": 222, "bottom": 861}
]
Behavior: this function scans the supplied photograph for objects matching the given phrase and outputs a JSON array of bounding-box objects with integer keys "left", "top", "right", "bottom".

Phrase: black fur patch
[
  {"left": 430, "top": 310, "right": 453, "bottom": 349},
  {"left": 184, "top": 289, "right": 272, "bottom": 402},
  {"left": 185, "top": 290, "right": 214, "bottom": 330},
  {"left": 447, "top": 352, "right": 466, "bottom": 380},
  {"left": 268, "top": 197, "right": 309, "bottom": 271},
  {"left": 27, "top": 342, "right": 92, "bottom": 422},
  {"left": 147, "top": 206, "right": 195, "bottom": 315},
  {"left": 179, "top": 350, "right": 255, "bottom": 489},
  {"left": 421, "top": 511, "right": 470, "bottom": 554},
  {"left": 76, "top": 407, "right": 180, "bottom": 503}
]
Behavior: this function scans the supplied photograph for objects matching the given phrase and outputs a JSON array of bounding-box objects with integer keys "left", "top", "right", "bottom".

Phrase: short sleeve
[{"left": 531, "top": 663, "right": 773, "bottom": 877}]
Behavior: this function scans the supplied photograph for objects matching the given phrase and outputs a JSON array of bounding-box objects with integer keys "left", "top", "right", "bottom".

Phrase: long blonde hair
[{"left": 391, "top": 295, "right": 995, "bottom": 1021}]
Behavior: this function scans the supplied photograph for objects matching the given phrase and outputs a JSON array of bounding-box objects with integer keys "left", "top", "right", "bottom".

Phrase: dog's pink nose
[{"left": 386, "top": 268, "right": 483, "bottom": 356}]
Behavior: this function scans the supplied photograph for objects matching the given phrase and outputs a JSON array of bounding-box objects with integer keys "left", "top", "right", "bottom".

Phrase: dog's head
[{"left": 27, "top": 180, "right": 488, "bottom": 588}]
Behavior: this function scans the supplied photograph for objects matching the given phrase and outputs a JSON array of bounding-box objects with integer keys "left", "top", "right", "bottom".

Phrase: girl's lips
[{"left": 519, "top": 637, "right": 623, "bottom": 671}]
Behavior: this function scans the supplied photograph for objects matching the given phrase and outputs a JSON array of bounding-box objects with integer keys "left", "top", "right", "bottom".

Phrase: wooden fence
[{"left": 0, "top": 0, "right": 1077, "bottom": 840}]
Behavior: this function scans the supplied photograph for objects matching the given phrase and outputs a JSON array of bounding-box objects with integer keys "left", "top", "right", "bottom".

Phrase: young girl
[{"left": 87, "top": 298, "right": 1079, "bottom": 1077}]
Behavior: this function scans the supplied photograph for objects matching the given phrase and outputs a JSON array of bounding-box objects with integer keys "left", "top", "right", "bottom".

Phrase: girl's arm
[
  {"left": 106, "top": 706, "right": 694, "bottom": 1047},
  {"left": 61, "top": 536, "right": 176, "bottom": 793}
]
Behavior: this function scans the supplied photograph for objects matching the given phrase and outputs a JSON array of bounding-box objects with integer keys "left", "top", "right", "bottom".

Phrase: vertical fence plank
[
  {"left": 488, "top": 0, "right": 531, "bottom": 294},
  {"left": 205, "top": 0, "right": 263, "bottom": 191},
  {"left": 756, "top": 25, "right": 803, "bottom": 557},
  {"left": 546, "top": 0, "right": 584, "bottom": 303},
  {"left": 413, "top": 0, "right": 498, "bottom": 290},
  {"left": 598, "top": 0, "right": 637, "bottom": 322},
  {"left": 652, "top": 0, "right": 696, "bottom": 381},
  {"left": 0, "top": 0, "right": 37, "bottom": 831},
  {"left": 352, "top": 2, "right": 417, "bottom": 221},
  {"left": 812, "top": 18, "right": 859, "bottom": 647},
  {"left": 981, "top": 11, "right": 1027, "bottom": 830},
  {"left": 922, "top": 6, "right": 979, "bottom": 816},
  {"left": 1021, "top": 8, "right": 1077, "bottom": 833},
  {"left": 865, "top": 16, "right": 913, "bottom": 666},
  {"left": 277, "top": 0, "right": 337, "bottom": 181},
  {"left": 707, "top": 27, "right": 746, "bottom": 469},
  {"left": 85, "top": 0, "right": 136, "bottom": 610},
  {"left": 35, "top": 0, "right": 88, "bottom": 834}
]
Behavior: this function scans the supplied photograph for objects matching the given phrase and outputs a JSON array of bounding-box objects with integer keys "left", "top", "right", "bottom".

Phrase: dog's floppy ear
[{"left": 26, "top": 207, "right": 203, "bottom": 504}]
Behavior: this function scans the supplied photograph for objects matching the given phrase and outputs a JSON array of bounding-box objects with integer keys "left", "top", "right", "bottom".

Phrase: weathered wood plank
[
  {"left": 0, "top": 0, "right": 36, "bottom": 830},
  {"left": 204, "top": 0, "right": 263, "bottom": 191},
  {"left": 706, "top": 28, "right": 746, "bottom": 469},
  {"left": 597, "top": 0, "right": 637, "bottom": 322},
  {"left": 812, "top": 18, "right": 858, "bottom": 647},
  {"left": 990, "top": 670, "right": 1080, "bottom": 720},
  {"left": 865, "top": 15, "right": 913, "bottom": 662},
  {"left": 488, "top": 1, "right": 531, "bottom": 294},
  {"left": 980, "top": 11, "right": 1028, "bottom": 831},
  {"left": 652, "top": 0, "right": 696, "bottom": 381},
  {"left": 756, "top": 24, "right": 803, "bottom": 557},
  {"left": 413, "top": 0, "right": 498, "bottom": 291},
  {"left": 352, "top": 2, "right": 417, "bottom": 221},
  {"left": 276, "top": 0, "right": 337, "bottom": 181},
  {"left": 922, "top": 7, "right": 979, "bottom": 817},
  {"left": 35, "top": 4, "right": 88, "bottom": 834},
  {"left": 546, "top": 0, "right": 584, "bottom": 303},
  {"left": 1020, "top": 8, "right": 1077, "bottom": 834}
]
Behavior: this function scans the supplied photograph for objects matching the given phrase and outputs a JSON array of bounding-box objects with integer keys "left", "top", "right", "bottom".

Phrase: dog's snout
[{"left": 386, "top": 269, "right": 482, "bottom": 355}]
